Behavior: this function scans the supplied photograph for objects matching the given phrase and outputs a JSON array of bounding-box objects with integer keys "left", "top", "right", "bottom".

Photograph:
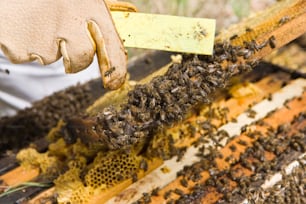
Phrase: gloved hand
[{"left": 0, "top": 0, "right": 136, "bottom": 89}]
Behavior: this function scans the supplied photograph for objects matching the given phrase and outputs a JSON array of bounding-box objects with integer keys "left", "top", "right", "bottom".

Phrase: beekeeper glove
[{"left": 0, "top": 0, "right": 136, "bottom": 89}]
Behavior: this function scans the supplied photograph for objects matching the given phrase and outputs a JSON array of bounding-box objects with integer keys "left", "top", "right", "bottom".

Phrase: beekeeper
[{"left": 0, "top": 0, "right": 136, "bottom": 117}]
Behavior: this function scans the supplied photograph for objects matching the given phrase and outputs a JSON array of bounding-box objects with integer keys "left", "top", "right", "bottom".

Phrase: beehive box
[{"left": 0, "top": 0, "right": 305, "bottom": 203}]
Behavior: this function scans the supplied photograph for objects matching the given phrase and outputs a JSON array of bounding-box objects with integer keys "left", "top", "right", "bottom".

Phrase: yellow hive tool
[{"left": 111, "top": 12, "right": 216, "bottom": 55}]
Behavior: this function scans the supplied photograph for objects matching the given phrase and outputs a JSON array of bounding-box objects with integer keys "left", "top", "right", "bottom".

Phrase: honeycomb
[
  {"left": 55, "top": 168, "right": 93, "bottom": 204},
  {"left": 16, "top": 148, "right": 59, "bottom": 177},
  {"left": 85, "top": 151, "right": 140, "bottom": 189},
  {"left": 17, "top": 124, "right": 144, "bottom": 203},
  {"left": 68, "top": 156, "right": 87, "bottom": 170},
  {"left": 48, "top": 138, "right": 102, "bottom": 164},
  {"left": 52, "top": 148, "right": 142, "bottom": 203}
]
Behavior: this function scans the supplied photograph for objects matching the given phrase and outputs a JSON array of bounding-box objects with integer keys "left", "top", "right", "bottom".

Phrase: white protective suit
[{"left": 0, "top": 52, "right": 100, "bottom": 117}]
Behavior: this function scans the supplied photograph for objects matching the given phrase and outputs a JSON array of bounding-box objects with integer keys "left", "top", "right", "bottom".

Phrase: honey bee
[
  {"left": 245, "top": 27, "right": 253, "bottom": 32},
  {"left": 268, "top": 36, "right": 276, "bottom": 49},
  {"left": 139, "top": 158, "right": 148, "bottom": 171},
  {"left": 230, "top": 34, "right": 238, "bottom": 41},
  {"left": 278, "top": 16, "right": 290, "bottom": 25},
  {"left": 180, "top": 178, "right": 188, "bottom": 188},
  {"left": 104, "top": 66, "right": 116, "bottom": 77},
  {"left": 151, "top": 187, "right": 160, "bottom": 196},
  {"left": 174, "top": 188, "right": 185, "bottom": 196},
  {"left": 163, "top": 190, "right": 172, "bottom": 199}
]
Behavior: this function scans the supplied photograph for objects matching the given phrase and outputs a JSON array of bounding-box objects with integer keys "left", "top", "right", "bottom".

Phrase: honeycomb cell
[{"left": 85, "top": 151, "right": 140, "bottom": 188}]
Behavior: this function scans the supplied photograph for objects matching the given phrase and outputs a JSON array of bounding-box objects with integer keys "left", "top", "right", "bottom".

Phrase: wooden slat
[
  {"left": 0, "top": 167, "right": 39, "bottom": 187},
  {"left": 139, "top": 84, "right": 306, "bottom": 204},
  {"left": 28, "top": 187, "right": 55, "bottom": 204},
  {"left": 107, "top": 78, "right": 305, "bottom": 203}
]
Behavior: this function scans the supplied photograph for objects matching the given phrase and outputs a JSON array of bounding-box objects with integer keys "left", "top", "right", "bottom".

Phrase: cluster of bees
[
  {"left": 251, "top": 164, "right": 305, "bottom": 203},
  {"left": 0, "top": 83, "right": 96, "bottom": 153},
  {"left": 135, "top": 112, "right": 305, "bottom": 204},
  {"left": 67, "top": 36, "right": 277, "bottom": 151}
]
